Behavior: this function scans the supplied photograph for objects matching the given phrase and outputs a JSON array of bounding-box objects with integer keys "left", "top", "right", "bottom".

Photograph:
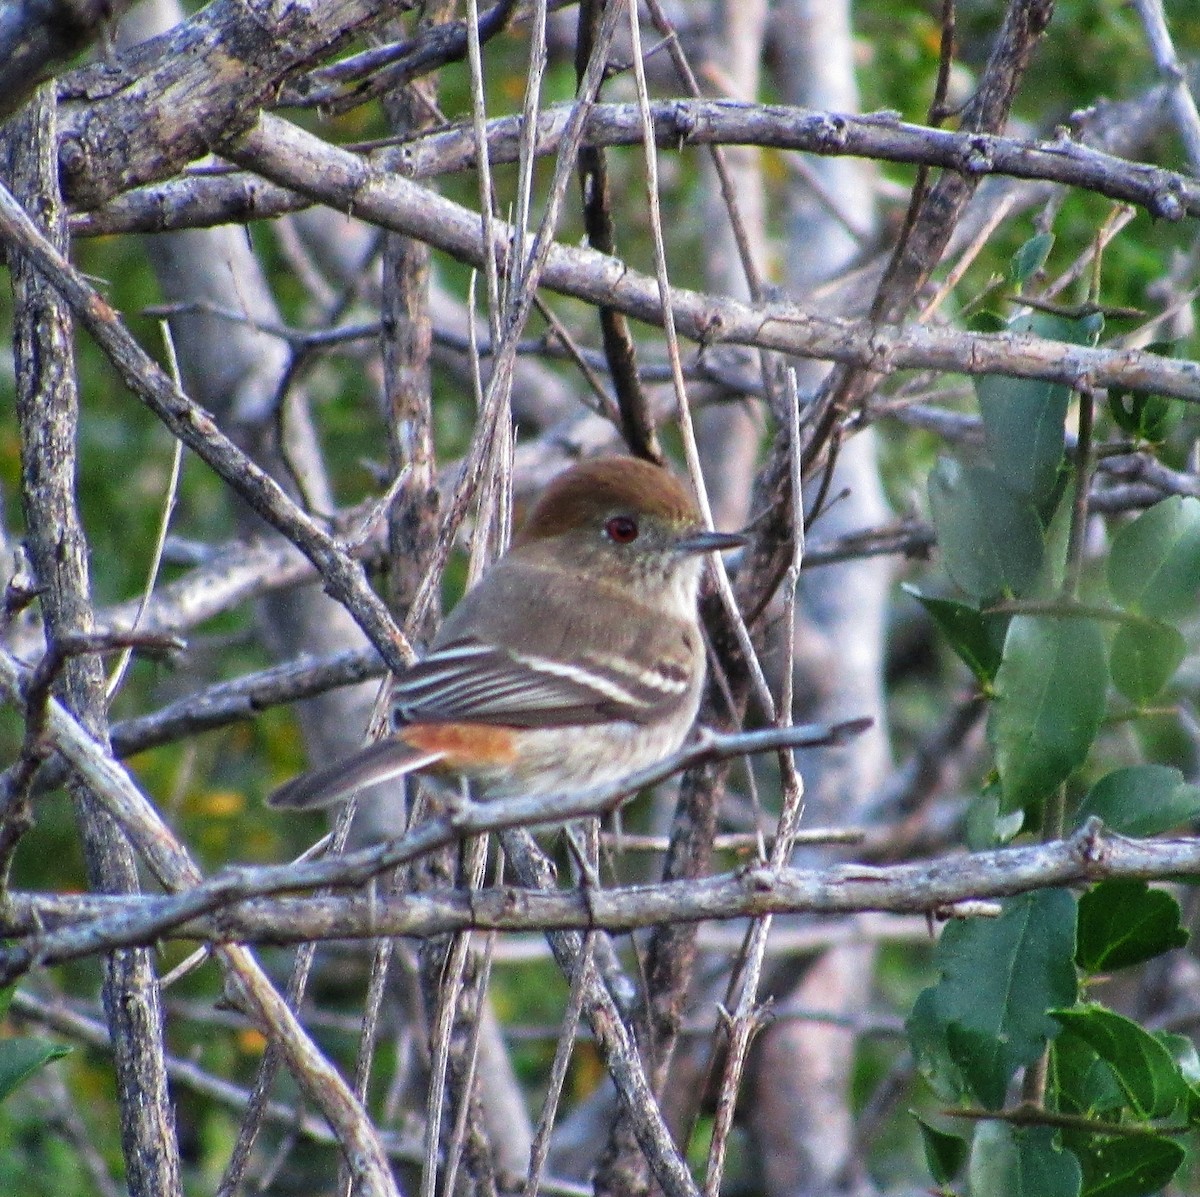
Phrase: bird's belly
[{"left": 476, "top": 720, "right": 691, "bottom": 800}]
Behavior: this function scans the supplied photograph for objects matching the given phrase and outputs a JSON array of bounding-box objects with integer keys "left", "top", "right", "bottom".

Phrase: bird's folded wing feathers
[
  {"left": 390, "top": 555, "right": 701, "bottom": 728},
  {"left": 391, "top": 639, "right": 693, "bottom": 728}
]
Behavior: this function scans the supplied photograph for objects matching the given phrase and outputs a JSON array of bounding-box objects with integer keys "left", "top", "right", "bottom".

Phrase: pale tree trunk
[
  {"left": 749, "top": 2, "right": 893, "bottom": 1194},
  {"left": 695, "top": 0, "right": 770, "bottom": 532}
]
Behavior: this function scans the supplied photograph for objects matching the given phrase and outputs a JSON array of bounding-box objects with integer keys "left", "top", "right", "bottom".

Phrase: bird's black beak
[{"left": 675, "top": 528, "right": 749, "bottom": 555}]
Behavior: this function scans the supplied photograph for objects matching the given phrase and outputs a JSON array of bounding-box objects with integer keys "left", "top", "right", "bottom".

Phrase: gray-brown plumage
[{"left": 268, "top": 457, "right": 744, "bottom": 810}]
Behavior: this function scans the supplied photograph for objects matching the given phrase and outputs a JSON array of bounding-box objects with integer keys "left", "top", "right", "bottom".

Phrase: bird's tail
[{"left": 266, "top": 738, "right": 444, "bottom": 810}]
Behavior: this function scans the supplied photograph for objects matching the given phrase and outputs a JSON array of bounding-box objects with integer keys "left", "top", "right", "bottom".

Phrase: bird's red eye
[{"left": 604, "top": 515, "right": 639, "bottom": 544}]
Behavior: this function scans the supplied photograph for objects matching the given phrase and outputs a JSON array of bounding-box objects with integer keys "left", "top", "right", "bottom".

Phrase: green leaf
[
  {"left": 965, "top": 788, "right": 1025, "bottom": 851},
  {"left": 1107, "top": 390, "right": 1178, "bottom": 443},
  {"left": 0, "top": 1036, "right": 70, "bottom": 1103},
  {"left": 1109, "top": 620, "right": 1186, "bottom": 705},
  {"left": 910, "top": 891, "right": 1077, "bottom": 1110},
  {"left": 991, "top": 615, "right": 1107, "bottom": 813},
  {"left": 1075, "top": 1134, "right": 1185, "bottom": 1197},
  {"left": 1076, "top": 765, "right": 1200, "bottom": 837},
  {"left": 905, "top": 585, "right": 1008, "bottom": 685},
  {"left": 1108, "top": 496, "right": 1200, "bottom": 621},
  {"left": 914, "top": 1113, "right": 969, "bottom": 1183},
  {"left": 1033, "top": 473, "right": 1076, "bottom": 595},
  {"left": 977, "top": 312, "right": 1098, "bottom": 504},
  {"left": 971, "top": 310, "right": 1010, "bottom": 334},
  {"left": 1155, "top": 1031, "right": 1200, "bottom": 1125},
  {"left": 908, "top": 987, "right": 969, "bottom": 1103},
  {"left": 1107, "top": 343, "right": 1181, "bottom": 443},
  {"left": 1010, "top": 232, "right": 1055, "bottom": 284},
  {"left": 1157, "top": 1030, "right": 1200, "bottom": 1087},
  {"left": 928, "top": 459, "right": 1045, "bottom": 600},
  {"left": 1052, "top": 1005, "right": 1190, "bottom": 1120},
  {"left": 968, "top": 1122, "right": 1082, "bottom": 1197},
  {"left": 1051, "top": 1031, "right": 1125, "bottom": 1116},
  {"left": 1076, "top": 880, "right": 1188, "bottom": 973},
  {"left": 977, "top": 373, "right": 1069, "bottom": 504}
]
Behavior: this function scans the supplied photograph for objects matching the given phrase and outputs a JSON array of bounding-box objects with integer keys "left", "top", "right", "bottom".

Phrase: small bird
[{"left": 267, "top": 455, "right": 745, "bottom": 811}]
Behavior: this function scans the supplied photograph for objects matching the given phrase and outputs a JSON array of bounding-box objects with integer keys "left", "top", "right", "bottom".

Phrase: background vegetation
[{"left": 1, "top": 0, "right": 1200, "bottom": 1194}]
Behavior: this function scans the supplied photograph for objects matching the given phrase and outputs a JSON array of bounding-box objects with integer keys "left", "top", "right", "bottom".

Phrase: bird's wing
[
  {"left": 392, "top": 553, "right": 701, "bottom": 729},
  {"left": 391, "top": 638, "right": 693, "bottom": 728}
]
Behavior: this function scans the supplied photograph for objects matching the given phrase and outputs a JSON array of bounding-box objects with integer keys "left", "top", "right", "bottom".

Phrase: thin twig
[
  {"left": 523, "top": 932, "right": 595, "bottom": 1197},
  {"left": 106, "top": 323, "right": 185, "bottom": 701},
  {"left": 217, "top": 798, "right": 361, "bottom": 1197},
  {"left": 0, "top": 175, "right": 416, "bottom": 676},
  {"left": 0, "top": 649, "right": 399, "bottom": 1193},
  {"left": 704, "top": 370, "right": 806, "bottom": 1194},
  {"left": 464, "top": 0, "right": 503, "bottom": 340}
]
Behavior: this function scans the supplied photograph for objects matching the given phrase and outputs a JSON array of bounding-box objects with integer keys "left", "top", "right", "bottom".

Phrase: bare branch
[
  {"left": 5, "top": 821, "right": 1197, "bottom": 956},
  {"left": 72, "top": 99, "right": 1200, "bottom": 238},
  {"left": 0, "top": 174, "right": 415, "bottom": 674},
  {"left": 0, "top": 647, "right": 400, "bottom": 1194},
  {"left": 223, "top": 114, "right": 1200, "bottom": 403},
  {"left": 0, "top": 0, "right": 132, "bottom": 123},
  {"left": 8, "top": 85, "right": 182, "bottom": 1197}
]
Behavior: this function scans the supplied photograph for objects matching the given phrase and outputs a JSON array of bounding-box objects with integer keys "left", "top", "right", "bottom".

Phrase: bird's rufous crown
[{"left": 515, "top": 456, "right": 701, "bottom": 544}]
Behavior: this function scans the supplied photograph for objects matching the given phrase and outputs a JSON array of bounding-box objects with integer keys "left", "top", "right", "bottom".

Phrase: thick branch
[
  {"left": 0, "top": 0, "right": 133, "bottom": 123},
  {"left": 223, "top": 114, "right": 1200, "bottom": 402},
  {"left": 0, "top": 662, "right": 870, "bottom": 981},
  {"left": 2, "top": 821, "right": 1192, "bottom": 959},
  {"left": 45, "top": 0, "right": 392, "bottom": 207},
  {"left": 8, "top": 87, "right": 182, "bottom": 1197},
  {"left": 73, "top": 97, "right": 1200, "bottom": 237}
]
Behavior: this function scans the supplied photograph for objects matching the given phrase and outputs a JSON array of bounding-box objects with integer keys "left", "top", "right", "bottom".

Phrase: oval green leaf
[
  {"left": 913, "top": 1113, "right": 969, "bottom": 1184},
  {"left": 966, "top": 788, "right": 1025, "bottom": 852},
  {"left": 1010, "top": 232, "right": 1055, "bottom": 284},
  {"left": 968, "top": 1122, "right": 1083, "bottom": 1197},
  {"left": 1109, "top": 620, "right": 1186, "bottom": 705},
  {"left": 1075, "top": 1135, "right": 1184, "bottom": 1197},
  {"left": 1076, "top": 879, "right": 1188, "bottom": 974},
  {"left": 1107, "top": 390, "right": 1179, "bottom": 443},
  {"left": 0, "top": 1036, "right": 70, "bottom": 1103},
  {"left": 1052, "top": 1005, "right": 1189, "bottom": 1120},
  {"left": 907, "top": 986, "right": 969, "bottom": 1103},
  {"left": 991, "top": 615, "right": 1107, "bottom": 813},
  {"left": 905, "top": 585, "right": 1008, "bottom": 685},
  {"left": 1155, "top": 1030, "right": 1200, "bottom": 1118},
  {"left": 977, "top": 312, "right": 1098, "bottom": 504},
  {"left": 1051, "top": 1031, "right": 1125, "bottom": 1117},
  {"left": 1076, "top": 765, "right": 1200, "bottom": 838},
  {"left": 912, "top": 890, "right": 1077, "bottom": 1110},
  {"left": 1108, "top": 496, "right": 1200, "bottom": 621},
  {"left": 977, "top": 371, "right": 1070, "bottom": 503},
  {"left": 929, "top": 459, "right": 1045, "bottom": 600}
]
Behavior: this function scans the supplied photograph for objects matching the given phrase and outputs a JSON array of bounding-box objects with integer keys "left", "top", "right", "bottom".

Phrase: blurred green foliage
[{"left": 1, "top": 0, "right": 1199, "bottom": 1191}]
